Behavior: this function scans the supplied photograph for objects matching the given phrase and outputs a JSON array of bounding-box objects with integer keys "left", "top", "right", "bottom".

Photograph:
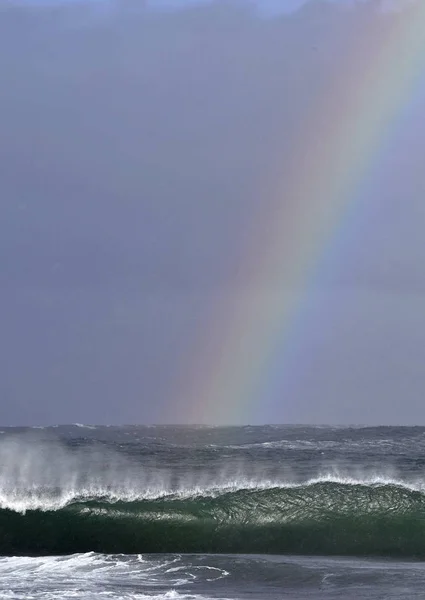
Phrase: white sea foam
[
  {"left": 1, "top": 474, "right": 424, "bottom": 514},
  {"left": 0, "top": 553, "right": 228, "bottom": 600},
  {"left": 216, "top": 436, "right": 419, "bottom": 452}
]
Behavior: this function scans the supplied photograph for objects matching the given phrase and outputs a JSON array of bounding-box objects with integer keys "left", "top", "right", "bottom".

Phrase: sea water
[{"left": 1, "top": 424, "right": 425, "bottom": 599}]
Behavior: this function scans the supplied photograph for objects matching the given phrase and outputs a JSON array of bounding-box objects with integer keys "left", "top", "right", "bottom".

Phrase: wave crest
[{"left": 1, "top": 479, "right": 425, "bottom": 557}]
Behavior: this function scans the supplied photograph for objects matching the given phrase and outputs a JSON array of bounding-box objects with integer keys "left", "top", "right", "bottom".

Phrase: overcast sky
[{"left": 1, "top": 0, "right": 425, "bottom": 425}]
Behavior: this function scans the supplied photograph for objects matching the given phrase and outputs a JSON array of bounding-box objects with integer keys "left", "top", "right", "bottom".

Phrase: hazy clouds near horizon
[{"left": 1, "top": 0, "right": 425, "bottom": 425}]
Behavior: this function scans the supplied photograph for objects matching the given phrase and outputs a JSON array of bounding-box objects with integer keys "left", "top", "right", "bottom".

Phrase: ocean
[{"left": 1, "top": 425, "right": 425, "bottom": 599}]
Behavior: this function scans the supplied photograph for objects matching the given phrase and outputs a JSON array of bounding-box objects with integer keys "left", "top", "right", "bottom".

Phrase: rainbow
[{"left": 174, "top": 1, "right": 425, "bottom": 424}]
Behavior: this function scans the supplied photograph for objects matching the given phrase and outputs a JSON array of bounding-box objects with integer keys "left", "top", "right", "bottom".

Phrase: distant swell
[{"left": 2, "top": 481, "right": 425, "bottom": 557}]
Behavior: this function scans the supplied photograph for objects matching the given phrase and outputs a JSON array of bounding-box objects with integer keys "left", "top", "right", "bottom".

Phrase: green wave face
[{"left": 2, "top": 481, "right": 425, "bottom": 557}]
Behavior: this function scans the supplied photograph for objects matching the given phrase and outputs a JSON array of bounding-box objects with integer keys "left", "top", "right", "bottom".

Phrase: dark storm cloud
[{"left": 1, "top": 0, "right": 425, "bottom": 424}]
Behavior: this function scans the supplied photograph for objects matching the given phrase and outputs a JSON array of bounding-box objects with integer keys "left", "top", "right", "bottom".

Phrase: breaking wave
[{"left": 2, "top": 479, "right": 425, "bottom": 557}]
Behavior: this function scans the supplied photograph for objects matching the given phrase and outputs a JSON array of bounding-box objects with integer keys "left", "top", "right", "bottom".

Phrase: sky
[{"left": 1, "top": 0, "right": 425, "bottom": 425}]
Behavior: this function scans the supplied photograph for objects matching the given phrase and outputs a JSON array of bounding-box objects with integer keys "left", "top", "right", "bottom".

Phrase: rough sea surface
[{"left": 1, "top": 424, "right": 425, "bottom": 599}]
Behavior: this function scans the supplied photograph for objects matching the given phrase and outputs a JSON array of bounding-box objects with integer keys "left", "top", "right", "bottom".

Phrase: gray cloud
[{"left": 1, "top": 0, "right": 425, "bottom": 424}]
